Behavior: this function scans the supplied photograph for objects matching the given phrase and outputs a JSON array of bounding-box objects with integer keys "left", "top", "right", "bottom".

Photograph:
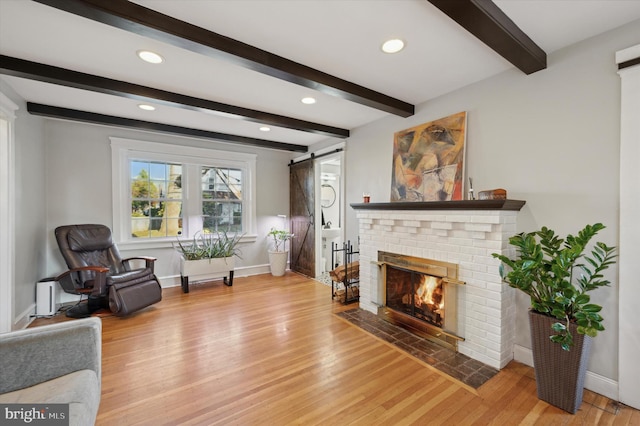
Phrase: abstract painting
[{"left": 391, "top": 111, "right": 467, "bottom": 202}]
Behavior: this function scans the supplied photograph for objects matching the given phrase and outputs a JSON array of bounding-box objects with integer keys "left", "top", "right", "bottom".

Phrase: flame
[{"left": 415, "top": 275, "right": 440, "bottom": 306}]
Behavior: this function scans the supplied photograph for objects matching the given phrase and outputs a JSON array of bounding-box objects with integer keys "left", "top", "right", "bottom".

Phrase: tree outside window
[{"left": 130, "top": 161, "right": 182, "bottom": 238}]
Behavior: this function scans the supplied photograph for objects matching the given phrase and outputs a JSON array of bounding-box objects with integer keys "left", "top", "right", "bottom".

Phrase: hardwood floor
[{"left": 31, "top": 272, "right": 638, "bottom": 425}]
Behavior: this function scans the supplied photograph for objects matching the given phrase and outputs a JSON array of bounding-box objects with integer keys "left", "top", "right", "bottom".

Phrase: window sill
[{"left": 117, "top": 233, "right": 258, "bottom": 251}]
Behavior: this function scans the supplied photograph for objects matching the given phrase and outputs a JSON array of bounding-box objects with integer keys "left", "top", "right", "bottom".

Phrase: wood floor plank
[{"left": 29, "top": 272, "right": 638, "bottom": 425}]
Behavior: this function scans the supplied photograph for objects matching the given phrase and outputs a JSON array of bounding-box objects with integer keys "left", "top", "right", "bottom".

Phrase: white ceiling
[{"left": 1, "top": 0, "right": 639, "bottom": 150}]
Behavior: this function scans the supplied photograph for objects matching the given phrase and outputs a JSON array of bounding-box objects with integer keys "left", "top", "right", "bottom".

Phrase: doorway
[{"left": 315, "top": 151, "right": 345, "bottom": 278}]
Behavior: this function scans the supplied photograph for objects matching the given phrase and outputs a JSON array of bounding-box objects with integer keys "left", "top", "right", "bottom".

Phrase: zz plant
[{"left": 492, "top": 223, "right": 616, "bottom": 350}]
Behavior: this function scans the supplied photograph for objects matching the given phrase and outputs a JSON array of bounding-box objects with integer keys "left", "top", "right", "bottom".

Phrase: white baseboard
[
  {"left": 13, "top": 302, "right": 35, "bottom": 331},
  {"left": 513, "top": 344, "right": 619, "bottom": 401}
]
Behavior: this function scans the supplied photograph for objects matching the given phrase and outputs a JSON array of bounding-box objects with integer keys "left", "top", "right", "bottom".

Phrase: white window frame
[{"left": 111, "top": 137, "right": 257, "bottom": 249}]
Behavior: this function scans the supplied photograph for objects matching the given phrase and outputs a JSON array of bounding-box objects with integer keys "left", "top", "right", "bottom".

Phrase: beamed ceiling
[{"left": 1, "top": 0, "right": 639, "bottom": 152}]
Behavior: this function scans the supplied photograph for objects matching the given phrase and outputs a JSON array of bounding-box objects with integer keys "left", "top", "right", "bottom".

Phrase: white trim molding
[
  {"left": 110, "top": 137, "right": 257, "bottom": 249},
  {"left": 0, "top": 91, "right": 19, "bottom": 333},
  {"left": 617, "top": 44, "right": 640, "bottom": 410}
]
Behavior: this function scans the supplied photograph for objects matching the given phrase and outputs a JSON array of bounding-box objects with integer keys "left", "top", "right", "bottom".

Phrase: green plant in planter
[
  {"left": 492, "top": 223, "right": 617, "bottom": 351},
  {"left": 267, "top": 227, "right": 293, "bottom": 252},
  {"left": 175, "top": 231, "right": 243, "bottom": 261}
]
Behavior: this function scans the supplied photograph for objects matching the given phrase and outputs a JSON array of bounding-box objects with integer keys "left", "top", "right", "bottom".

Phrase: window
[
  {"left": 130, "top": 160, "right": 183, "bottom": 238},
  {"left": 201, "top": 166, "right": 243, "bottom": 233},
  {"left": 111, "top": 138, "right": 256, "bottom": 247}
]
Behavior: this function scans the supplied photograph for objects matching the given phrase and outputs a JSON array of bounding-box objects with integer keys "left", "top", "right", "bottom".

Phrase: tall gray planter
[{"left": 529, "top": 310, "right": 593, "bottom": 414}]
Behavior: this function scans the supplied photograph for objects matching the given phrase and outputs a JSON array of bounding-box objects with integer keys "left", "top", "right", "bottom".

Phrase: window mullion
[{"left": 184, "top": 164, "right": 201, "bottom": 238}]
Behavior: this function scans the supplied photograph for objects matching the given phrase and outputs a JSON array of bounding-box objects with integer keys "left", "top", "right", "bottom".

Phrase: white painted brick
[
  {"left": 431, "top": 229, "right": 447, "bottom": 238},
  {"left": 355, "top": 207, "right": 523, "bottom": 369},
  {"left": 485, "top": 281, "right": 505, "bottom": 293},
  {"left": 459, "top": 340, "right": 486, "bottom": 356},
  {"left": 486, "top": 298, "right": 502, "bottom": 310},
  {"left": 483, "top": 340, "right": 503, "bottom": 353},
  {"left": 500, "top": 215, "right": 517, "bottom": 224},
  {"left": 418, "top": 227, "right": 434, "bottom": 236},
  {"left": 432, "top": 221, "right": 453, "bottom": 230},
  {"left": 484, "top": 315, "right": 503, "bottom": 327},
  {"left": 464, "top": 222, "right": 493, "bottom": 232},
  {"left": 466, "top": 294, "right": 487, "bottom": 306},
  {"left": 402, "top": 220, "right": 421, "bottom": 228},
  {"left": 502, "top": 222, "right": 517, "bottom": 233},
  {"left": 463, "top": 279, "right": 487, "bottom": 289},
  {"left": 450, "top": 229, "right": 471, "bottom": 239},
  {"left": 449, "top": 237, "right": 473, "bottom": 247},
  {"left": 486, "top": 231, "right": 505, "bottom": 241}
]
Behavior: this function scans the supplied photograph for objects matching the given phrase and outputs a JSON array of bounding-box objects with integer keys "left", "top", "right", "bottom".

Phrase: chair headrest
[{"left": 67, "top": 226, "right": 114, "bottom": 252}]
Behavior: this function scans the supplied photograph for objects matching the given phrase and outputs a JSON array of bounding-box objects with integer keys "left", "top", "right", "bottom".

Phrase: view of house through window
[{"left": 201, "top": 167, "right": 242, "bottom": 233}]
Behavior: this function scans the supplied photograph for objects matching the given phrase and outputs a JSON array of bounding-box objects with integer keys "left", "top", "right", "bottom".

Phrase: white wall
[
  {"left": 344, "top": 20, "right": 640, "bottom": 382},
  {"left": 42, "top": 120, "right": 293, "bottom": 285}
]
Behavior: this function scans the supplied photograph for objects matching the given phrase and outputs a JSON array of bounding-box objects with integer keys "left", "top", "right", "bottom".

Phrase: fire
[
  {"left": 395, "top": 270, "right": 445, "bottom": 327},
  {"left": 415, "top": 275, "right": 443, "bottom": 308}
]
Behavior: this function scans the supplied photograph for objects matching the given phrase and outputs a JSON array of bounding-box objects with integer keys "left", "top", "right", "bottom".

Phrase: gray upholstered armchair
[
  {"left": 55, "top": 224, "right": 162, "bottom": 317},
  {"left": 0, "top": 318, "right": 102, "bottom": 425}
]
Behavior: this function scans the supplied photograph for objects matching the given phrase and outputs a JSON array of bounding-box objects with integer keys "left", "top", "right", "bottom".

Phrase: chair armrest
[
  {"left": 55, "top": 266, "right": 110, "bottom": 282},
  {"left": 0, "top": 317, "right": 102, "bottom": 394},
  {"left": 55, "top": 266, "right": 110, "bottom": 296},
  {"left": 123, "top": 256, "right": 157, "bottom": 273}
]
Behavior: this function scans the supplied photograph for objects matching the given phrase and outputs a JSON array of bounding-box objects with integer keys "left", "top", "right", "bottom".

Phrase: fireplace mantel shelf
[{"left": 351, "top": 199, "right": 526, "bottom": 211}]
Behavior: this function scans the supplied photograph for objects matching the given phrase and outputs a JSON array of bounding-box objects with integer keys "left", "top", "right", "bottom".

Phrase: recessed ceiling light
[
  {"left": 137, "top": 50, "right": 164, "bottom": 64},
  {"left": 138, "top": 104, "right": 156, "bottom": 111},
  {"left": 301, "top": 97, "right": 316, "bottom": 105},
  {"left": 381, "top": 39, "right": 405, "bottom": 54},
  {"left": 259, "top": 126, "right": 271, "bottom": 132}
]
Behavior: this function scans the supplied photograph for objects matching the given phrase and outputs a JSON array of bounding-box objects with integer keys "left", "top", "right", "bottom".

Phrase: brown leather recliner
[{"left": 55, "top": 224, "right": 162, "bottom": 318}]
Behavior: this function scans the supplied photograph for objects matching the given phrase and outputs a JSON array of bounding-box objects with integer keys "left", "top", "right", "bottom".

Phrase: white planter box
[{"left": 180, "top": 257, "right": 235, "bottom": 292}]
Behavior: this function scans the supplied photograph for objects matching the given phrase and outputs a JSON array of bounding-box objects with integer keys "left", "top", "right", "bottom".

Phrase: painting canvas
[{"left": 391, "top": 111, "right": 467, "bottom": 202}]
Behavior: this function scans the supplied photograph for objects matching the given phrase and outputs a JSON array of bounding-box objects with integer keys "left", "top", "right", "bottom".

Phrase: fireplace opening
[
  {"left": 386, "top": 266, "right": 445, "bottom": 327},
  {"left": 378, "top": 251, "right": 465, "bottom": 350}
]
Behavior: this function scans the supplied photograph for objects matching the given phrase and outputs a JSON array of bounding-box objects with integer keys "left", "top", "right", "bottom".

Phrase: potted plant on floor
[
  {"left": 175, "top": 231, "right": 243, "bottom": 293},
  {"left": 267, "top": 227, "right": 293, "bottom": 276},
  {"left": 492, "top": 223, "right": 617, "bottom": 413}
]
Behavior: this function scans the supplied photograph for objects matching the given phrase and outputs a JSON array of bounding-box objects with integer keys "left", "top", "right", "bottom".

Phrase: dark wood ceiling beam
[
  {"left": 0, "top": 55, "right": 348, "bottom": 139},
  {"left": 427, "top": 0, "right": 546, "bottom": 75},
  {"left": 27, "top": 103, "right": 308, "bottom": 152},
  {"left": 32, "top": 0, "right": 415, "bottom": 117}
]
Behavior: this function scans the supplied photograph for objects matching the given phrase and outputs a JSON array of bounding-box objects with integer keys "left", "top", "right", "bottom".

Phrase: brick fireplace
[{"left": 352, "top": 199, "right": 525, "bottom": 370}]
